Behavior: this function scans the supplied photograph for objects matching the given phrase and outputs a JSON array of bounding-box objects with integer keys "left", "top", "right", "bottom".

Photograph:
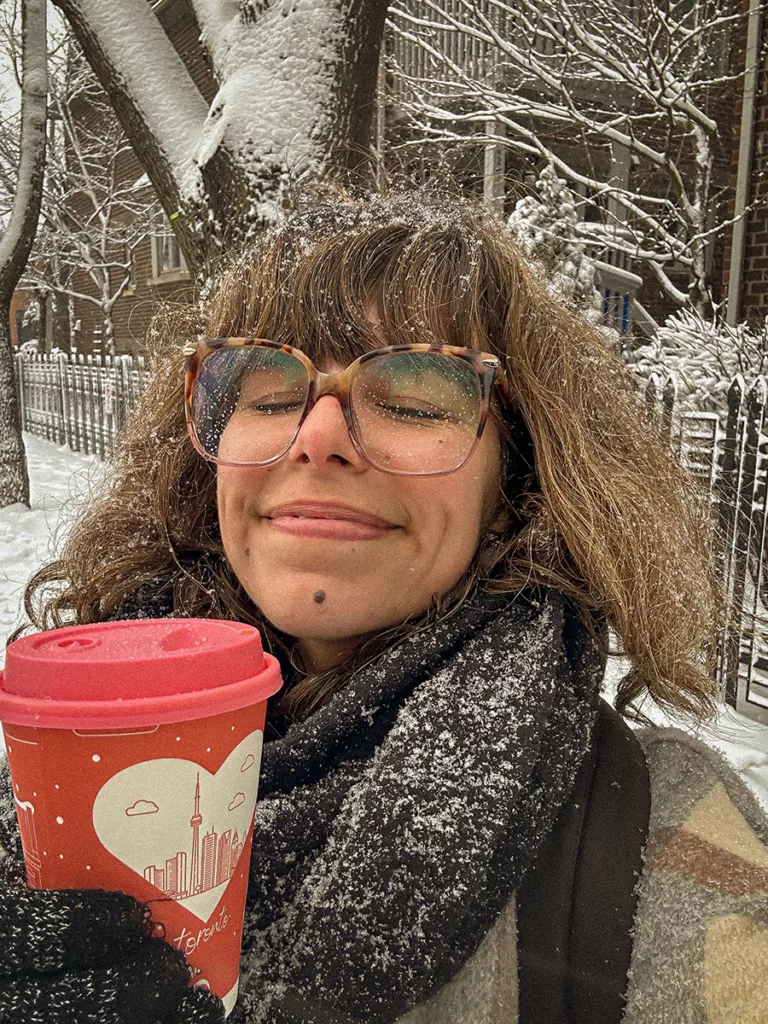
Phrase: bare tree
[
  {"left": 388, "top": 0, "right": 751, "bottom": 314},
  {"left": 21, "top": 47, "right": 157, "bottom": 356},
  {"left": 0, "top": 0, "right": 47, "bottom": 508},
  {"left": 50, "top": 0, "right": 391, "bottom": 275}
]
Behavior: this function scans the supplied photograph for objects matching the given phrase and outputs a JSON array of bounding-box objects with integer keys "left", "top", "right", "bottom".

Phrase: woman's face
[{"left": 217, "top": 360, "right": 503, "bottom": 671}]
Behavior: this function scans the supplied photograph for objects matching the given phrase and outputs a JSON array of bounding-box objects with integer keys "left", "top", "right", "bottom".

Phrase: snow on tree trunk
[
  {"left": 51, "top": 0, "right": 391, "bottom": 274},
  {"left": 688, "top": 124, "right": 714, "bottom": 317},
  {"left": 0, "top": 0, "right": 48, "bottom": 510},
  {"left": 103, "top": 308, "right": 116, "bottom": 359},
  {"left": 50, "top": 289, "right": 71, "bottom": 353}
]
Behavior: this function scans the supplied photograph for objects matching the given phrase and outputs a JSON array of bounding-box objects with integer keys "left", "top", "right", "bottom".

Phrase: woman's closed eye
[
  {"left": 374, "top": 400, "right": 453, "bottom": 422},
  {"left": 236, "top": 393, "right": 305, "bottom": 414},
  {"left": 243, "top": 401, "right": 305, "bottom": 415}
]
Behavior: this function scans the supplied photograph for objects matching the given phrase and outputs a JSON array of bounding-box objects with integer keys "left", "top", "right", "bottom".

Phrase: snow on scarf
[{"left": 233, "top": 587, "right": 604, "bottom": 1024}]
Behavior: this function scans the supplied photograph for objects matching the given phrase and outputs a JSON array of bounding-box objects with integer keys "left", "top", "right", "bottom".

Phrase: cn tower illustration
[
  {"left": 142, "top": 771, "right": 243, "bottom": 900},
  {"left": 189, "top": 773, "right": 203, "bottom": 895}
]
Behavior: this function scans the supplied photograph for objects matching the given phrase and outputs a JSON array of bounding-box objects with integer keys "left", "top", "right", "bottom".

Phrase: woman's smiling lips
[
  {"left": 264, "top": 502, "right": 399, "bottom": 541},
  {"left": 269, "top": 519, "right": 393, "bottom": 540}
]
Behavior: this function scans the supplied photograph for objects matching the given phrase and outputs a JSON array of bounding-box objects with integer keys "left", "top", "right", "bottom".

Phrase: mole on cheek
[
  {"left": 244, "top": 547, "right": 250, "bottom": 557},
  {"left": 313, "top": 590, "right": 326, "bottom": 604}
]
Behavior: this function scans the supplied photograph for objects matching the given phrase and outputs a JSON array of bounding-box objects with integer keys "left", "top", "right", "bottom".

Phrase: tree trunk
[
  {"left": 50, "top": 0, "right": 211, "bottom": 272},
  {"left": 103, "top": 309, "right": 116, "bottom": 359},
  {"left": 36, "top": 287, "right": 49, "bottom": 353},
  {"left": 51, "top": 288, "right": 71, "bottom": 352},
  {"left": 689, "top": 238, "right": 713, "bottom": 319},
  {"left": 0, "top": 0, "right": 48, "bottom": 509},
  {"left": 51, "top": 0, "right": 390, "bottom": 276}
]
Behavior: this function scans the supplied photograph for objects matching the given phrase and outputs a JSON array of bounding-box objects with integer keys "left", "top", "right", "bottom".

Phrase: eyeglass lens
[{"left": 192, "top": 348, "right": 483, "bottom": 473}]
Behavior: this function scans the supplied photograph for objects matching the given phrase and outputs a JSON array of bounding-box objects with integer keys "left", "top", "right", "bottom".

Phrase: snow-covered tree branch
[
  {"left": 0, "top": 0, "right": 47, "bottom": 508},
  {"left": 387, "top": 0, "right": 752, "bottom": 314},
  {"left": 51, "top": 0, "right": 391, "bottom": 274}
]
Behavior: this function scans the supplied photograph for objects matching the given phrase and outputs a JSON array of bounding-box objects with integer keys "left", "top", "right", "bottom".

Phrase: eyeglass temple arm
[{"left": 488, "top": 362, "right": 513, "bottom": 410}]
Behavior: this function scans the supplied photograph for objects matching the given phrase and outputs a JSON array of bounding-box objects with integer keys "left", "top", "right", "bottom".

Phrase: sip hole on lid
[{"left": 57, "top": 637, "right": 97, "bottom": 650}]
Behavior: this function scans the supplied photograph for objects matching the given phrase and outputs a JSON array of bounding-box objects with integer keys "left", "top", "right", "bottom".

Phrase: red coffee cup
[{"left": 0, "top": 619, "right": 282, "bottom": 1017}]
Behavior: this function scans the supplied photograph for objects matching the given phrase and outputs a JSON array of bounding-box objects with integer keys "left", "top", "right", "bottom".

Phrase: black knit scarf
[{"left": 231, "top": 587, "right": 605, "bottom": 1024}]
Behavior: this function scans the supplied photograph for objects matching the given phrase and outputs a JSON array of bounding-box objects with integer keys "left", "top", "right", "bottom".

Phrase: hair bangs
[
  {"left": 374, "top": 227, "right": 497, "bottom": 354},
  {"left": 206, "top": 218, "right": 501, "bottom": 367}
]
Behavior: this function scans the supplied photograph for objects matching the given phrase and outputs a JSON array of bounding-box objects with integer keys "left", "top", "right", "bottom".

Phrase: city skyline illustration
[{"left": 143, "top": 772, "right": 244, "bottom": 899}]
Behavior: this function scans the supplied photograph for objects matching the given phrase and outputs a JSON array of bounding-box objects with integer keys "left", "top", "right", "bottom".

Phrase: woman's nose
[{"left": 286, "top": 395, "right": 366, "bottom": 470}]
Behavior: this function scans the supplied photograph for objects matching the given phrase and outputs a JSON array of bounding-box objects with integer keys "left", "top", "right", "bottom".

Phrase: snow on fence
[
  {"left": 643, "top": 370, "right": 768, "bottom": 725},
  {"left": 14, "top": 351, "right": 150, "bottom": 461}
]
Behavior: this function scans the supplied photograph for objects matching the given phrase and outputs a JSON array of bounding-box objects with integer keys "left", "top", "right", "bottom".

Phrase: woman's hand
[{"left": 0, "top": 888, "right": 224, "bottom": 1023}]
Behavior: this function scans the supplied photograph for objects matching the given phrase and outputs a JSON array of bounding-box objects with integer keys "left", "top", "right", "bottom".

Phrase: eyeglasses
[{"left": 183, "top": 339, "right": 510, "bottom": 476}]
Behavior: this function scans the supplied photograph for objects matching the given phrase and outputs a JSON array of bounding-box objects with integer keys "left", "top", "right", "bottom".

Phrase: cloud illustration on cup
[
  {"left": 240, "top": 754, "right": 255, "bottom": 772},
  {"left": 125, "top": 799, "right": 160, "bottom": 817},
  {"left": 228, "top": 792, "right": 245, "bottom": 811}
]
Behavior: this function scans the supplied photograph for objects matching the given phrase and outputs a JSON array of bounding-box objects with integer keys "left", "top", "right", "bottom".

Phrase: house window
[{"left": 152, "top": 221, "right": 186, "bottom": 277}]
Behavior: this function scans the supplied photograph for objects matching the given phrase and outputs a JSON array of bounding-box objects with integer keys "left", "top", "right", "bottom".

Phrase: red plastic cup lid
[{"left": 0, "top": 619, "right": 283, "bottom": 729}]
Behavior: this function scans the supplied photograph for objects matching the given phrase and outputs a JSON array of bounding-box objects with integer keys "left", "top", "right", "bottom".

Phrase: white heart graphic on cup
[{"left": 93, "top": 730, "right": 263, "bottom": 923}]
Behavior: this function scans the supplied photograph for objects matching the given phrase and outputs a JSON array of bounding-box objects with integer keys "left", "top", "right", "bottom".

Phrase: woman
[{"left": 2, "top": 187, "right": 768, "bottom": 1024}]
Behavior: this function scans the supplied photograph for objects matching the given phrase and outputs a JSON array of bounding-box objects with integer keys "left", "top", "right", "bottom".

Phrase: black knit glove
[{"left": 0, "top": 887, "right": 225, "bottom": 1023}]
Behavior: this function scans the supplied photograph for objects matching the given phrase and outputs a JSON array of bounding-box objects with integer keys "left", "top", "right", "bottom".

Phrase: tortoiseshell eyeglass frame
[{"left": 183, "top": 338, "right": 512, "bottom": 476}]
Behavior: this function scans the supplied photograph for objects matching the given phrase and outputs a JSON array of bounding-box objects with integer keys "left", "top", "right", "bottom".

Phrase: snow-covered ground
[
  {"left": 602, "top": 659, "right": 768, "bottom": 810},
  {"left": 0, "top": 434, "right": 102, "bottom": 665},
  {"left": 2, "top": 434, "right": 768, "bottom": 809}
]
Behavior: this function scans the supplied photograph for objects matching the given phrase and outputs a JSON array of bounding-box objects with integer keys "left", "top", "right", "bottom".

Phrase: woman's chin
[
  {"left": 246, "top": 574, "right": 427, "bottom": 653},
  {"left": 257, "top": 599, "right": 371, "bottom": 641}
]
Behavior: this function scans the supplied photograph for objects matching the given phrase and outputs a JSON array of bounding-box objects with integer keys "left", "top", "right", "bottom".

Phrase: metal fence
[
  {"left": 643, "top": 370, "right": 768, "bottom": 724},
  {"left": 14, "top": 351, "right": 150, "bottom": 461}
]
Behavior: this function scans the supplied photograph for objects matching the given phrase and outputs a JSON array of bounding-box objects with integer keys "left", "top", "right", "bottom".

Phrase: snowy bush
[
  {"left": 21, "top": 302, "right": 40, "bottom": 334},
  {"left": 507, "top": 165, "right": 602, "bottom": 324},
  {"left": 629, "top": 310, "right": 768, "bottom": 415}
]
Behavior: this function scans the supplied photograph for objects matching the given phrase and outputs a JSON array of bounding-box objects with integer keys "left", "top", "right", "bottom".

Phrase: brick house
[{"left": 384, "top": 2, "right": 750, "bottom": 333}]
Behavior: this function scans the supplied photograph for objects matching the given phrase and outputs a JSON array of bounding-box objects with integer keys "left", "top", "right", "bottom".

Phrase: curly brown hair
[{"left": 15, "top": 185, "right": 720, "bottom": 725}]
